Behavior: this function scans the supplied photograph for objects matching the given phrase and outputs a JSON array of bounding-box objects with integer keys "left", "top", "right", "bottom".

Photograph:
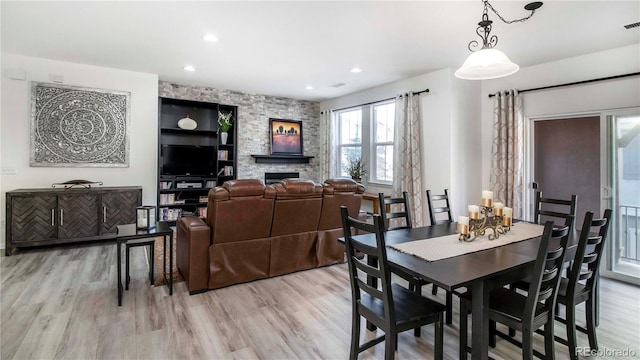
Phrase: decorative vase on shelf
[
  {"left": 177, "top": 115, "right": 197, "bottom": 130},
  {"left": 221, "top": 132, "right": 228, "bottom": 145}
]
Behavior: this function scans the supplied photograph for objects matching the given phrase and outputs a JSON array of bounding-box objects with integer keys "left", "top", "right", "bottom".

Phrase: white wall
[
  {"left": 480, "top": 44, "right": 640, "bottom": 191},
  {"left": 450, "top": 74, "right": 482, "bottom": 218},
  {"left": 1, "top": 53, "right": 159, "bottom": 248},
  {"left": 320, "top": 68, "right": 482, "bottom": 224}
]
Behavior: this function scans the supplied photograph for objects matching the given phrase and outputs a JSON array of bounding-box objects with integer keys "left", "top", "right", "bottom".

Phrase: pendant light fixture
[{"left": 455, "top": 1, "right": 543, "bottom": 80}]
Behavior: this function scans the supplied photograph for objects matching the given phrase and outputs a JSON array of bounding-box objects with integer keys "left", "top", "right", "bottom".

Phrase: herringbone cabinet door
[
  {"left": 58, "top": 194, "right": 100, "bottom": 239},
  {"left": 101, "top": 191, "right": 140, "bottom": 235},
  {"left": 11, "top": 195, "right": 57, "bottom": 242}
]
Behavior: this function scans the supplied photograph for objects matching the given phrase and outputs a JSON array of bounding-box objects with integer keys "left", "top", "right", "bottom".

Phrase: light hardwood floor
[{"left": 2, "top": 242, "right": 639, "bottom": 360}]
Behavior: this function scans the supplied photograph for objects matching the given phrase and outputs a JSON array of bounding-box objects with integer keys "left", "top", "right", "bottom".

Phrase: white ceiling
[{"left": 2, "top": 1, "right": 639, "bottom": 102}]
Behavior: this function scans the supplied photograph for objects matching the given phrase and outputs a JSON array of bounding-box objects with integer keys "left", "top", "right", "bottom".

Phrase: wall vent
[{"left": 624, "top": 21, "right": 640, "bottom": 29}]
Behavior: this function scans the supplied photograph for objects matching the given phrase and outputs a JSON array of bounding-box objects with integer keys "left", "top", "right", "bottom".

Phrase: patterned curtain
[
  {"left": 490, "top": 90, "right": 524, "bottom": 219},
  {"left": 393, "top": 92, "right": 424, "bottom": 227},
  {"left": 319, "top": 110, "right": 339, "bottom": 182}
]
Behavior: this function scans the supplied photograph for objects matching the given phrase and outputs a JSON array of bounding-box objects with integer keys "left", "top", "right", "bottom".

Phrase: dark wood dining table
[{"left": 343, "top": 222, "right": 577, "bottom": 360}]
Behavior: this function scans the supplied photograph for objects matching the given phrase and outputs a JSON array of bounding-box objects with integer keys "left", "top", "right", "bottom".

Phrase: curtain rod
[
  {"left": 326, "top": 88, "right": 430, "bottom": 113},
  {"left": 488, "top": 72, "right": 640, "bottom": 98}
]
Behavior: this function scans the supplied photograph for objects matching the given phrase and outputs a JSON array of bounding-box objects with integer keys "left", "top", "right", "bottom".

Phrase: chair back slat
[
  {"left": 353, "top": 257, "right": 382, "bottom": 278},
  {"left": 537, "top": 287, "right": 554, "bottom": 302},
  {"left": 356, "top": 278, "right": 384, "bottom": 300},
  {"left": 582, "top": 253, "right": 598, "bottom": 265},
  {"left": 586, "top": 235, "right": 603, "bottom": 246},
  {"left": 427, "top": 189, "right": 453, "bottom": 226},
  {"left": 341, "top": 206, "right": 396, "bottom": 324},
  {"left": 577, "top": 270, "right": 594, "bottom": 282},
  {"left": 540, "top": 267, "right": 559, "bottom": 283},
  {"left": 566, "top": 210, "right": 612, "bottom": 298},
  {"left": 378, "top": 192, "right": 413, "bottom": 231}
]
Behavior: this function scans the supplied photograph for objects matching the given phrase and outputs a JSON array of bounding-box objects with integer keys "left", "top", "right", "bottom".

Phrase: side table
[
  {"left": 362, "top": 192, "right": 390, "bottom": 215},
  {"left": 116, "top": 222, "right": 174, "bottom": 306}
]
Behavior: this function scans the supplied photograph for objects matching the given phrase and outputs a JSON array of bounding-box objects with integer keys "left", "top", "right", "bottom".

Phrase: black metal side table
[{"left": 116, "top": 222, "right": 174, "bottom": 306}]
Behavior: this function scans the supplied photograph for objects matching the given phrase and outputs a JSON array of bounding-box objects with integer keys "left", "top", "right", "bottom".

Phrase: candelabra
[
  {"left": 457, "top": 190, "right": 513, "bottom": 242},
  {"left": 458, "top": 205, "right": 511, "bottom": 242}
]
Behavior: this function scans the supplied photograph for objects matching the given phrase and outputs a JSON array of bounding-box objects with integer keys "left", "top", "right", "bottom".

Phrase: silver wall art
[{"left": 30, "top": 82, "right": 130, "bottom": 167}]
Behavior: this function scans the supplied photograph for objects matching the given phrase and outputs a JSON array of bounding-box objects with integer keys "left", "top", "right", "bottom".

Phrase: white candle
[
  {"left": 503, "top": 207, "right": 512, "bottom": 226},
  {"left": 493, "top": 202, "right": 504, "bottom": 216},
  {"left": 457, "top": 216, "right": 470, "bottom": 234},
  {"left": 468, "top": 205, "right": 480, "bottom": 219},
  {"left": 137, "top": 215, "right": 147, "bottom": 228},
  {"left": 481, "top": 190, "right": 493, "bottom": 207}
]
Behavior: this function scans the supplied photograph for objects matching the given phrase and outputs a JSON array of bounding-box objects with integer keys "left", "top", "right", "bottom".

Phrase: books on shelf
[
  {"left": 205, "top": 180, "right": 215, "bottom": 188},
  {"left": 159, "top": 193, "right": 175, "bottom": 205},
  {"left": 159, "top": 181, "right": 173, "bottom": 189},
  {"left": 217, "top": 150, "right": 229, "bottom": 160},
  {"left": 197, "top": 207, "right": 207, "bottom": 218},
  {"left": 224, "top": 166, "right": 234, "bottom": 176},
  {"left": 159, "top": 207, "right": 183, "bottom": 221},
  {"left": 199, "top": 196, "right": 209, "bottom": 203}
]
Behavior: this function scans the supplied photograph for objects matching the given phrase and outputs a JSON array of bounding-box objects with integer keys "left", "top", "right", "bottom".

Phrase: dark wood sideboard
[{"left": 5, "top": 186, "right": 141, "bottom": 256}]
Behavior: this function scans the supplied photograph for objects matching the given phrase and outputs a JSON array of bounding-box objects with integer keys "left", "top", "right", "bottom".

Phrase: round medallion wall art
[{"left": 30, "top": 82, "right": 131, "bottom": 167}]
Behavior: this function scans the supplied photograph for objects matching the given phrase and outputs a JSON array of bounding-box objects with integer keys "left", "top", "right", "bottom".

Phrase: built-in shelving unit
[{"left": 158, "top": 97, "right": 238, "bottom": 224}]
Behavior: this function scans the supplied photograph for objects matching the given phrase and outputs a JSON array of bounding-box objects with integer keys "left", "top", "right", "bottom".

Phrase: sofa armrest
[{"left": 177, "top": 216, "right": 211, "bottom": 294}]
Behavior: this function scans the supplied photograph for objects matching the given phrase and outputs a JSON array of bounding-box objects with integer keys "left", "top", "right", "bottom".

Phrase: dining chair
[
  {"left": 459, "top": 219, "right": 572, "bottom": 360},
  {"left": 425, "top": 189, "right": 454, "bottom": 321},
  {"left": 378, "top": 192, "right": 453, "bottom": 326},
  {"left": 378, "top": 191, "right": 413, "bottom": 230},
  {"left": 554, "top": 209, "right": 611, "bottom": 360},
  {"left": 340, "top": 206, "right": 445, "bottom": 360},
  {"left": 426, "top": 189, "right": 453, "bottom": 226},
  {"left": 534, "top": 191, "right": 577, "bottom": 227}
]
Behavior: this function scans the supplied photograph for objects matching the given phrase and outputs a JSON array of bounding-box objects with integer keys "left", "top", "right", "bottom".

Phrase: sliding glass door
[{"left": 608, "top": 111, "right": 640, "bottom": 282}]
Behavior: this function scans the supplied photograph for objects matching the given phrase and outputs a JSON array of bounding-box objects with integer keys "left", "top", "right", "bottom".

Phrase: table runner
[{"left": 388, "top": 222, "right": 545, "bottom": 262}]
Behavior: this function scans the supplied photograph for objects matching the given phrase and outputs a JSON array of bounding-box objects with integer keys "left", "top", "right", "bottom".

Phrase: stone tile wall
[{"left": 159, "top": 81, "right": 321, "bottom": 182}]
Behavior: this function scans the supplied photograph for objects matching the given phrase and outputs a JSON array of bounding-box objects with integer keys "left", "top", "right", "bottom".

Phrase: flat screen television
[{"left": 161, "top": 145, "right": 216, "bottom": 176}]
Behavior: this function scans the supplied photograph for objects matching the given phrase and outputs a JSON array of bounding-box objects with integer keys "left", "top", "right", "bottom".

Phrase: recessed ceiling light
[
  {"left": 202, "top": 34, "right": 218, "bottom": 42},
  {"left": 350, "top": 67, "right": 362, "bottom": 73},
  {"left": 183, "top": 65, "right": 196, "bottom": 72},
  {"left": 305, "top": 85, "right": 314, "bottom": 90}
]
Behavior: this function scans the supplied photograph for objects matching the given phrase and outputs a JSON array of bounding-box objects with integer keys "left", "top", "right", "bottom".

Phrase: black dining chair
[
  {"left": 340, "top": 206, "right": 445, "bottom": 360},
  {"left": 377, "top": 192, "right": 453, "bottom": 326},
  {"left": 426, "top": 189, "right": 453, "bottom": 226},
  {"left": 554, "top": 209, "right": 611, "bottom": 360},
  {"left": 534, "top": 191, "right": 577, "bottom": 227},
  {"left": 378, "top": 191, "right": 413, "bottom": 230},
  {"left": 459, "top": 219, "right": 572, "bottom": 360},
  {"left": 425, "top": 189, "right": 454, "bottom": 321}
]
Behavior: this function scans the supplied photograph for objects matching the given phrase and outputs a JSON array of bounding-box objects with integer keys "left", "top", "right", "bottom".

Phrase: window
[
  {"left": 337, "top": 108, "right": 362, "bottom": 177},
  {"left": 372, "top": 101, "right": 395, "bottom": 183},
  {"left": 336, "top": 101, "right": 396, "bottom": 184}
]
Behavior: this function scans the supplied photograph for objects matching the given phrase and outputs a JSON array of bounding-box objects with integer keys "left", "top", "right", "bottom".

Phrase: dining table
[{"left": 342, "top": 221, "right": 578, "bottom": 360}]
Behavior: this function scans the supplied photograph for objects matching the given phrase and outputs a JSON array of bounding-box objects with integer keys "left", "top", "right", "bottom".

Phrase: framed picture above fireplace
[{"left": 270, "top": 118, "right": 303, "bottom": 155}]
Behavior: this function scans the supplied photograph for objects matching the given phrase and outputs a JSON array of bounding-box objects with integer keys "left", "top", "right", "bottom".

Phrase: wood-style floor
[{"left": 2, "top": 242, "right": 639, "bottom": 360}]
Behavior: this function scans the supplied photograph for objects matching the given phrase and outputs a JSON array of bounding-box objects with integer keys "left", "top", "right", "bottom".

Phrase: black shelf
[
  {"left": 160, "top": 128, "right": 218, "bottom": 135},
  {"left": 158, "top": 202, "right": 208, "bottom": 207},
  {"left": 251, "top": 154, "right": 314, "bottom": 164},
  {"left": 159, "top": 188, "right": 214, "bottom": 193}
]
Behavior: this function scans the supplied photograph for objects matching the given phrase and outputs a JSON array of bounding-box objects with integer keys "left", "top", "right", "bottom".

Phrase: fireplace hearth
[{"left": 265, "top": 172, "right": 300, "bottom": 185}]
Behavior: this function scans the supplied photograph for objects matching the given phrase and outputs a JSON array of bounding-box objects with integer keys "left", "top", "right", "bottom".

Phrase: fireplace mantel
[{"left": 251, "top": 154, "right": 314, "bottom": 164}]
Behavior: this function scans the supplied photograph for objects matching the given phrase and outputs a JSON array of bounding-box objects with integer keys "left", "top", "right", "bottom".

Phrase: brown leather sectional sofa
[{"left": 176, "top": 178, "right": 365, "bottom": 294}]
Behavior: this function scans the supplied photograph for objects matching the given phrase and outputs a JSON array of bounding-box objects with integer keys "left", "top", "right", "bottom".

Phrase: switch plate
[{"left": 1, "top": 167, "right": 17, "bottom": 175}]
